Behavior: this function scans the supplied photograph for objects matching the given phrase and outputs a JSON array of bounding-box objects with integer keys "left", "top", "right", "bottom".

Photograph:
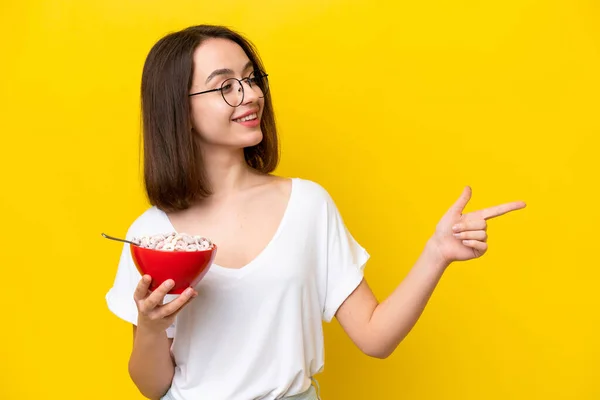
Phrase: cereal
[{"left": 132, "top": 232, "right": 213, "bottom": 252}]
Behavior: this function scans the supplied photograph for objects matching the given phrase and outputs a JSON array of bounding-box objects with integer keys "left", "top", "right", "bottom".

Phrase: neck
[{"left": 200, "top": 146, "right": 260, "bottom": 199}]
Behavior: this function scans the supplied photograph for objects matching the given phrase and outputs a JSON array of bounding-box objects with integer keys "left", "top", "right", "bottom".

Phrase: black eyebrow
[{"left": 205, "top": 61, "right": 254, "bottom": 84}]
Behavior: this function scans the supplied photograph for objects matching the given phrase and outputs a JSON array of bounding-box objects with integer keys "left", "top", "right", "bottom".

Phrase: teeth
[{"left": 235, "top": 113, "right": 257, "bottom": 122}]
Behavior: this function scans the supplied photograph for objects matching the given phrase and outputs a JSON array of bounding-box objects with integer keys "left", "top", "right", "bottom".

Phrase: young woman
[{"left": 106, "top": 24, "right": 526, "bottom": 400}]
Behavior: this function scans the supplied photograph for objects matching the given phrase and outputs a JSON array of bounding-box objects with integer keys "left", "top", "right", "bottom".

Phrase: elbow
[
  {"left": 138, "top": 391, "right": 166, "bottom": 400},
  {"left": 363, "top": 346, "right": 393, "bottom": 359},
  {"left": 128, "top": 362, "right": 171, "bottom": 400},
  {"left": 357, "top": 329, "right": 399, "bottom": 359},
  {"left": 359, "top": 340, "right": 395, "bottom": 359},
  {"left": 129, "top": 380, "right": 168, "bottom": 400}
]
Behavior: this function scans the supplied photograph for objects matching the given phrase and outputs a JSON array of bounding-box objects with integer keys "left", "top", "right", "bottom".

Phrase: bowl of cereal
[{"left": 128, "top": 232, "right": 217, "bottom": 294}]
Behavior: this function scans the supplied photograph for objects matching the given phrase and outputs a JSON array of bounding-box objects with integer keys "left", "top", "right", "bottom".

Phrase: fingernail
[
  {"left": 166, "top": 280, "right": 174, "bottom": 288},
  {"left": 185, "top": 288, "right": 193, "bottom": 296},
  {"left": 452, "top": 225, "right": 460, "bottom": 231},
  {"left": 453, "top": 233, "right": 461, "bottom": 238}
]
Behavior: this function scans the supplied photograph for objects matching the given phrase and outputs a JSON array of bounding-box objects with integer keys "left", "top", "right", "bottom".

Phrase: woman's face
[{"left": 188, "top": 38, "right": 265, "bottom": 150}]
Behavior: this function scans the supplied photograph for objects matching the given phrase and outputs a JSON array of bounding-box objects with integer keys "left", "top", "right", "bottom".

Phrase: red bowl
[{"left": 130, "top": 244, "right": 217, "bottom": 294}]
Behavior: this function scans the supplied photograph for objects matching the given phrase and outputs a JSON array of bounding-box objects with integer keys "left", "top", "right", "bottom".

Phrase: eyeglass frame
[{"left": 188, "top": 70, "right": 269, "bottom": 107}]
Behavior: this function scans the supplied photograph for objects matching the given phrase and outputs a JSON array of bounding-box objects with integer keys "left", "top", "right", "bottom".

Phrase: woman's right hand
[{"left": 133, "top": 275, "right": 198, "bottom": 334}]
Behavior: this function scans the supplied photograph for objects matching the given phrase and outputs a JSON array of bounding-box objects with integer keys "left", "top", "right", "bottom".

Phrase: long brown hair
[{"left": 141, "top": 25, "right": 279, "bottom": 212}]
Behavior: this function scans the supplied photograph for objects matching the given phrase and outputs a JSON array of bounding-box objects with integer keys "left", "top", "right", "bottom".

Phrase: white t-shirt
[{"left": 105, "top": 178, "right": 370, "bottom": 400}]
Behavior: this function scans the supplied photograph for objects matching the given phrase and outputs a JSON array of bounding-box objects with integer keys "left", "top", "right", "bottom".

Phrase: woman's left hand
[{"left": 428, "top": 186, "right": 526, "bottom": 266}]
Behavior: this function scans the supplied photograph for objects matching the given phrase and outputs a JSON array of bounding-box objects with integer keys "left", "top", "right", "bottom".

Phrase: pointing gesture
[{"left": 430, "top": 186, "right": 526, "bottom": 264}]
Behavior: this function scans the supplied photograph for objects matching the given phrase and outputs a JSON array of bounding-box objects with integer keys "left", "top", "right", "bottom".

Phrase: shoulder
[
  {"left": 125, "top": 206, "right": 170, "bottom": 239},
  {"left": 292, "top": 177, "right": 337, "bottom": 208}
]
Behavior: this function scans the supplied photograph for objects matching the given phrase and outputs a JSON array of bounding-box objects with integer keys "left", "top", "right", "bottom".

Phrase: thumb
[{"left": 449, "top": 186, "right": 472, "bottom": 215}]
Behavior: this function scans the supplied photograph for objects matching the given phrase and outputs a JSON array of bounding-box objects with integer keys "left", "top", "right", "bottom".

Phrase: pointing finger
[{"left": 479, "top": 201, "right": 527, "bottom": 220}]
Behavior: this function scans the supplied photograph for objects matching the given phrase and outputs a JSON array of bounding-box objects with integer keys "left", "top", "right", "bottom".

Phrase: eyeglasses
[{"left": 188, "top": 70, "right": 269, "bottom": 107}]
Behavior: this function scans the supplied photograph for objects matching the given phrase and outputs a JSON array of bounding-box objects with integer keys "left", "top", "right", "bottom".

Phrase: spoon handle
[{"left": 101, "top": 233, "right": 139, "bottom": 246}]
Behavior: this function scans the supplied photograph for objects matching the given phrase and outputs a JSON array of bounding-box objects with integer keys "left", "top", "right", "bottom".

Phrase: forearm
[
  {"left": 368, "top": 239, "right": 450, "bottom": 357},
  {"left": 129, "top": 326, "right": 175, "bottom": 400}
]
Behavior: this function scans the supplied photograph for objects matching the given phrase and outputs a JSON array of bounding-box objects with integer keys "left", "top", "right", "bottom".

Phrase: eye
[
  {"left": 248, "top": 71, "right": 262, "bottom": 85},
  {"left": 221, "top": 81, "right": 234, "bottom": 93}
]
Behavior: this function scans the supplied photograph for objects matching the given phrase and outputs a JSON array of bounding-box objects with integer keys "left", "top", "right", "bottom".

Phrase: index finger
[
  {"left": 133, "top": 275, "right": 152, "bottom": 302},
  {"left": 480, "top": 201, "right": 527, "bottom": 220}
]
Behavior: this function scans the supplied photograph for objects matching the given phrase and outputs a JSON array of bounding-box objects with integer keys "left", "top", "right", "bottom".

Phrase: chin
[{"left": 241, "top": 129, "right": 264, "bottom": 148}]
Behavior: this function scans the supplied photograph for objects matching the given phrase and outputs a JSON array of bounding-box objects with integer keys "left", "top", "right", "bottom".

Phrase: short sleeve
[
  {"left": 321, "top": 192, "right": 370, "bottom": 322},
  {"left": 105, "top": 224, "right": 177, "bottom": 338}
]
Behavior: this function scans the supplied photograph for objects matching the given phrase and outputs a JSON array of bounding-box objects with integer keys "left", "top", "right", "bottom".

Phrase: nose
[{"left": 241, "top": 79, "right": 261, "bottom": 105}]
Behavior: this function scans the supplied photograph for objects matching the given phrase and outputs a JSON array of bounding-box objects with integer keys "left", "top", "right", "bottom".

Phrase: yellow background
[{"left": 1, "top": 0, "right": 598, "bottom": 399}]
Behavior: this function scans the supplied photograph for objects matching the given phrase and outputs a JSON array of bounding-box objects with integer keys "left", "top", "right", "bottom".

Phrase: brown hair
[{"left": 140, "top": 25, "right": 279, "bottom": 212}]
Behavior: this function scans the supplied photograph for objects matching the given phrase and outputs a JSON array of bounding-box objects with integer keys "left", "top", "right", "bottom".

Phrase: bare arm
[
  {"left": 129, "top": 276, "right": 197, "bottom": 399},
  {"left": 335, "top": 239, "right": 448, "bottom": 359},
  {"left": 129, "top": 326, "right": 175, "bottom": 399},
  {"left": 336, "top": 187, "right": 526, "bottom": 359}
]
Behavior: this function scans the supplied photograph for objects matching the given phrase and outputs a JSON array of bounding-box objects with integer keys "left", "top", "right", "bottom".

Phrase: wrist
[
  {"left": 424, "top": 237, "right": 452, "bottom": 271},
  {"left": 135, "top": 321, "right": 170, "bottom": 341}
]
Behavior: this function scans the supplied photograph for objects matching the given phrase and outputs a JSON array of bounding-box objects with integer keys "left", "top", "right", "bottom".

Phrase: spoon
[{"left": 101, "top": 233, "right": 139, "bottom": 246}]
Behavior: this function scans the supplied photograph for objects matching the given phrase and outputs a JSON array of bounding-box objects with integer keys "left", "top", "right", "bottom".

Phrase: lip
[{"left": 232, "top": 109, "right": 260, "bottom": 121}]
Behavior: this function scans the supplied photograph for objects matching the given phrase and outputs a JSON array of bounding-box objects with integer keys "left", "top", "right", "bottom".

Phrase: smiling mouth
[{"left": 233, "top": 113, "right": 258, "bottom": 123}]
